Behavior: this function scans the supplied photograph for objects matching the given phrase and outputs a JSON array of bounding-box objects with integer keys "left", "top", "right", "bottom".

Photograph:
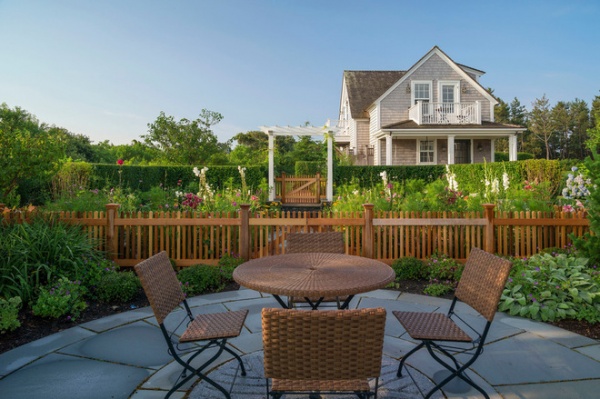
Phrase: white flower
[
  {"left": 193, "top": 167, "right": 200, "bottom": 177},
  {"left": 491, "top": 178, "right": 499, "bottom": 194},
  {"left": 502, "top": 172, "right": 510, "bottom": 191}
]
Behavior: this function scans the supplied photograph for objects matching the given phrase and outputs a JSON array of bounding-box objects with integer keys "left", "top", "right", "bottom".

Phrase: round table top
[{"left": 233, "top": 253, "right": 395, "bottom": 298}]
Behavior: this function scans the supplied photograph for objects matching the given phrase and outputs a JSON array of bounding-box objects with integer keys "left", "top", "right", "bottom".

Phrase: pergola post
[
  {"left": 268, "top": 131, "right": 275, "bottom": 201},
  {"left": 327, "top": 131, "right": 333, "bottom": 201}
]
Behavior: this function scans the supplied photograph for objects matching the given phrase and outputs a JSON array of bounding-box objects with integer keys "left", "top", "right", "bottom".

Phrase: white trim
[
  {"left": 374, "top": 46, "right": 498, "bottom": 110},
  {"left": 417, "top": 138, "right": 437, "bottom": 165},
  {"left": 438, "top": 80, "right": 460, "bottom": 103},
  {"left": 411, "top": 80, "right": 433, "bottom": 105}
]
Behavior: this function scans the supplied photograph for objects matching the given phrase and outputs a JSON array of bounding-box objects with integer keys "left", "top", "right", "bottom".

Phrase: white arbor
[{"left": 260, "top": 123, "right": 340, "bottom": 202}]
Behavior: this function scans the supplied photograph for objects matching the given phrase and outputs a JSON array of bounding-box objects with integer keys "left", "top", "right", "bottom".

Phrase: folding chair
[
  {"left": 286, "top": 231, "right": 346, "bottom": 308},
  {"left": 393, "top": 247, "right": 512, "bottom": 399},
  {"left": 134, "top": 251, "right": 248, "bottom": 399},
  {"left": 262, "top": 307, "right": 387, "bottom": 399}
]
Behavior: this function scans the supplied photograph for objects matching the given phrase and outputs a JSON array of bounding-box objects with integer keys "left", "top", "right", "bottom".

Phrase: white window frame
[
  {"left": 417, "top": 138, "right": 436, "bottom": 165},
  {"left": 411, "top": 80, "right": 432, "bottom": 105},
  {"left": 437, "top": 80, "right": 460, "bottom": 103}
]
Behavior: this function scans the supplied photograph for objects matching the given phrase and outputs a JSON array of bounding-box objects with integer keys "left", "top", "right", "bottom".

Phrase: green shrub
[
  {"left": 0, "top": 219, "right": 106, "bottom": 303},
  {"left": 218, "top": 252, "right": 245, "bottom": 281},
  {"left": 423, "top": 282, "right": 454, "bottom": 297},
  {"left": 32, "top": 277, "right": 88, "bottom": 321},
  {"left": 499, "top": 253, "right": 600, "bottom": 322},
  {"left": 422, "top": 252, "right": 464, "bottom": 297},
  {"left": 177, "top": 265, "right": 225, "bottom": 297},
  {"left": 0, "top": 296, "right": 22, "bottom": 333},
  {"left": 391, "top": 257, "right": 426, "bottom": 280},
  {"left": 95, "top": 270, "right": 140, "bottom": 303}
]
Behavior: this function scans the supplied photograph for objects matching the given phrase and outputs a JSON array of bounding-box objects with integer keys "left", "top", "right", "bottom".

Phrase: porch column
[
  {"left": 447, "top": 135, "right": 455, "bottom": 164},
  {"left": 386, "top": 133, "right": 393, "bottom": 165},
  {"left": 327, "top": 131, "right": 333, "bottom": 201},
  {"left": 509, "top": 134, "right": 517, "bottom": 161},
  {"left": 268, "top": 131, "right": 275, "bottom": 201}
]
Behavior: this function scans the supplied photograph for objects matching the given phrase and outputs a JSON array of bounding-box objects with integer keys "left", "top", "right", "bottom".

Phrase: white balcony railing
[{"left": 409, "top": 101, "right": 481, "bottom": 125}]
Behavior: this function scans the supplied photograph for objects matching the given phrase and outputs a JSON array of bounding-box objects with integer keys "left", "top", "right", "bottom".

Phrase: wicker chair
[
  {"left": 286, "top": 231, "right": 346, "bottom": 308},
  {"left": 262, "top": 307, "right": 386, "bottom": 399},
  {"left": 393, "top": 247, "right": 512, "bottom": 399},
  {"left": 134, "top": 251, "right": 248, "bottom": 399}
]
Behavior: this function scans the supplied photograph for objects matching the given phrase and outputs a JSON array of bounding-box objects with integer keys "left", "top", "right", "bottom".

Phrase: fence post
[
  {"left": 483, "top": 203, "right": 496, "bottom": 253},
  {"left": 106, "top": 203, "right": 120, "bottom": 260},
  {"left": 315, "top": 172, "right": 321, "bottom": 203},
  {"left": 281, "top": 172, "right": 286, "bottom": 204},
  {"left": 239, "top": 204, "right": 250, "bottom": 261},
  {"left": 363, "top": 203, "right": 374, "bottom": 258}
]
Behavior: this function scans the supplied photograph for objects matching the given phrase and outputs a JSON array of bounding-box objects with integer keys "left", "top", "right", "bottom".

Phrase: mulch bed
[{"left": 1, "top": 280, "right": 598, "bottom": 355}]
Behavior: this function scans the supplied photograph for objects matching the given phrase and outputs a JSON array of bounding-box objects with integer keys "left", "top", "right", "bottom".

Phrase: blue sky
[{"left": 1, "top": 0, "right": 598, "bottom": 145}]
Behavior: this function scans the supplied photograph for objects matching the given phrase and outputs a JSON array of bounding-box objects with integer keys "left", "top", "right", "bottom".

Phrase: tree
[
  {"left": 143, "top": 110, "right": 225, "bottom": 165},
  {"left": 569, "top": 99, "right": 591, "bottom": 160},
  {"left": 551, "top": 101, "right": 571, "bottom": 159},
  {"left": 0, "top": 103, "right": 63, "bottom": 204},
  {"left": 529, "top": 95, "right": 555, "bottom": 160},
  {"left": 586, "top": 95, "right": 600, "bottom": 156}
]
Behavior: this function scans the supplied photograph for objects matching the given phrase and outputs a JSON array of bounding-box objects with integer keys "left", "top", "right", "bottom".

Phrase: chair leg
[
  {"left": 423, "top": 342, "right": 489, "bottom": 399},
  {"left": 397, "top": 342, "right": 424, "bottom": 377}
]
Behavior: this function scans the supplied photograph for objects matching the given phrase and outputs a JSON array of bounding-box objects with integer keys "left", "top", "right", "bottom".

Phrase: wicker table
[{"left": 233, "top": 253, "right": 395, "bottom": 309}]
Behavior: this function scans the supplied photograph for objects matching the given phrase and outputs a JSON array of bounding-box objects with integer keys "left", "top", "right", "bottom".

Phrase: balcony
[{"left": 409, "top": 101, "right": 481, "bottom": 125}]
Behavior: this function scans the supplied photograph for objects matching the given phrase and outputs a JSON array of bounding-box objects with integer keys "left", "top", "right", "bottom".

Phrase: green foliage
[
  {"left": 0, "top": 296, "right": 22, "bottom": 333},
  {"left": 0, "top": 219, "right": 106, "bottom": 303},
  {"left": 32, "top": 277, "right": 88, "bottom": 320},
  {"left": 217, "top": 252, "right": 245, "bottom": 281},
  {"left": 391, "top": 257, "right": 426, "bottom": 280},
  {"left": 295, "top": 161, "right": 325, "bottom": 176},
  {"left": 495, "top": 152, "right": 535, "bottom": 162},
  {"left": 51, "top": 161, "right": 93, "bottom": 200},
  {"left": 0, "top": 103, "right": 64, "bottom": 205},
  {"left": 573, "top": 153, "right": 600, "bottom": 264},
  {"left": 423, "top": 282, "right": 455, "bottom": 297},
  {"left": 177, "top": 265, "right": 228, "bottom": 297},
  {"left": 95, "top": 270, "right": 140, "bottom": 303},
  {"left": 143, "top": 110, "right": 225, "bottom": 165},
  {"left": 334, "top": 165, "right": 444, "bottom": 188},
  {"left": 422, "top": 252, "right": 464, "bottom": 296},
  {"left": 499, "top": 253, "right": 600, "bottom": 322}
]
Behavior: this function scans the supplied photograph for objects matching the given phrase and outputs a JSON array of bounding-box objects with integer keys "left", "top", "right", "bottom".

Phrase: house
[{"left": 335, "top": 46, "right": 525, "bottom": 165}]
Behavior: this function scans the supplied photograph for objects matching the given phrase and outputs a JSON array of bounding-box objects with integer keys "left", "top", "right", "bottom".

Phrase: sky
[{"left": 1, "top": 0, "right": 599, "bottom": 145}]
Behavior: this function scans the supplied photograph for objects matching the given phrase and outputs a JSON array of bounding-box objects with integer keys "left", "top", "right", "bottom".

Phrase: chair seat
[
  {"left": 393, "top": 311, "right": 472, "bottom": 342},
  {"left": 271, "top": 378, "right": 370, "bottom": 392},
  {"left": 180, "top": 309, "right": 248, "bottom": 342}
]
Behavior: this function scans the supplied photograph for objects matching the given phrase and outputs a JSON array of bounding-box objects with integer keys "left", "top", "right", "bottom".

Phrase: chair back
[
  {"left": 262, "top": 307, "right": 386, "bottom": 380},
  {"left": 455, "top": 247, "right": 512, "bottom": 322},
  {"left": 286, "top": 231, "right": 345, "bottom": 254},
  {"left": 134, "top": 251, "right": 185, "bottom": 324}
]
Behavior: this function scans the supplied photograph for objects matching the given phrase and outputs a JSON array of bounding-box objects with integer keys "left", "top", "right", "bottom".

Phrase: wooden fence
[{"left": 1, "top": 203, "right": 589, "bottom": 267}]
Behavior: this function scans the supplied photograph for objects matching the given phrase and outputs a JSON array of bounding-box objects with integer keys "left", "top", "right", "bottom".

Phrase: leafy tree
[
  {"left": 143, "top": 110, "right": 225, "bottom": 165},
  {"left": 51, "top": 127, "right": 96, "bottom": 162},
  {"left": 0, "top": 103, "right": 63, "bottom": 204},
  {"left": 495, "top": 97, "right": 510, "bottom": 124},
  {"left": 586, "top": 95, "right": 600, "bottom": 156},
  {"left": 529, "top": 95, "right": 555, "bottom": 159},
  {"left": 551, "top": 101, "right": 571, "bottom": 159},
  {"left": 569, "top": 99, "right": 591, "bottom": 160}
]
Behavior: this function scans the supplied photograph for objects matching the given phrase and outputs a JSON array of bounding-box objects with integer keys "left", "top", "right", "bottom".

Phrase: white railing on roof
[{"left": 409, "top": 101, "right": 481, "bottom": 125}]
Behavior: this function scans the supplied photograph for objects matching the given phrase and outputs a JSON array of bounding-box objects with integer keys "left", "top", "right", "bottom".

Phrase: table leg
[
  {"left": 339, "top": 295, "right": 355, "bottom": 309},
  {"left": 272, "top": 294, "right": 290, "bottom": 309}
]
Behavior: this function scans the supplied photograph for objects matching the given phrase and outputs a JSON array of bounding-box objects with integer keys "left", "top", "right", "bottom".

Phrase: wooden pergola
[{"left": 260, "top": 123, "right": 341, "bottom": 202}]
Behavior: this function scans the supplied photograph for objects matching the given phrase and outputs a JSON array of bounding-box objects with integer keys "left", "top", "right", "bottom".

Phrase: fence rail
[{"left": 1, "top": 203, "right": 589, "bottom": 267}]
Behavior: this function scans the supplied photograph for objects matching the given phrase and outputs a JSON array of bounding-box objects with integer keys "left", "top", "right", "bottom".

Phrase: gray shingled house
[{"left": 336, "top": 46, "right": 525, "bottom": 165}]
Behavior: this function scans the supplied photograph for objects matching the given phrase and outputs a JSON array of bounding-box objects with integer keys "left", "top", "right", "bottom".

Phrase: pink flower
[{"left": 117, "top": 159, "right": 124, "bottom": 165}]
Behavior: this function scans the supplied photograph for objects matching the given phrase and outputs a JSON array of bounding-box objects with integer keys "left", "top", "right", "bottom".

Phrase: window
[
  {"left": 412, "top": 81, "right": 432, "bottom": 116},
  {"left": 414, "top": 83, "right": 430, "bottom": 104},
  {"left": 419, "top": 140, "right": 435, "bottom": 164}
]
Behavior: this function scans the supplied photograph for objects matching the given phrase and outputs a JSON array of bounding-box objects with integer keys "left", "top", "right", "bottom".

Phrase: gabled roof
[
  {"left": 343, "top": 71, "right": 406, "bottom": 119},
  {"left": 342, "top": 47, "right": 497, "bottom": 120}
]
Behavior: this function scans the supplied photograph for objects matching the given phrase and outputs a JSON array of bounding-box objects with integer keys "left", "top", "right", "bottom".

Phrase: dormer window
[{"left": 412, "top": 81, "right": 432, "bottom": 105}]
